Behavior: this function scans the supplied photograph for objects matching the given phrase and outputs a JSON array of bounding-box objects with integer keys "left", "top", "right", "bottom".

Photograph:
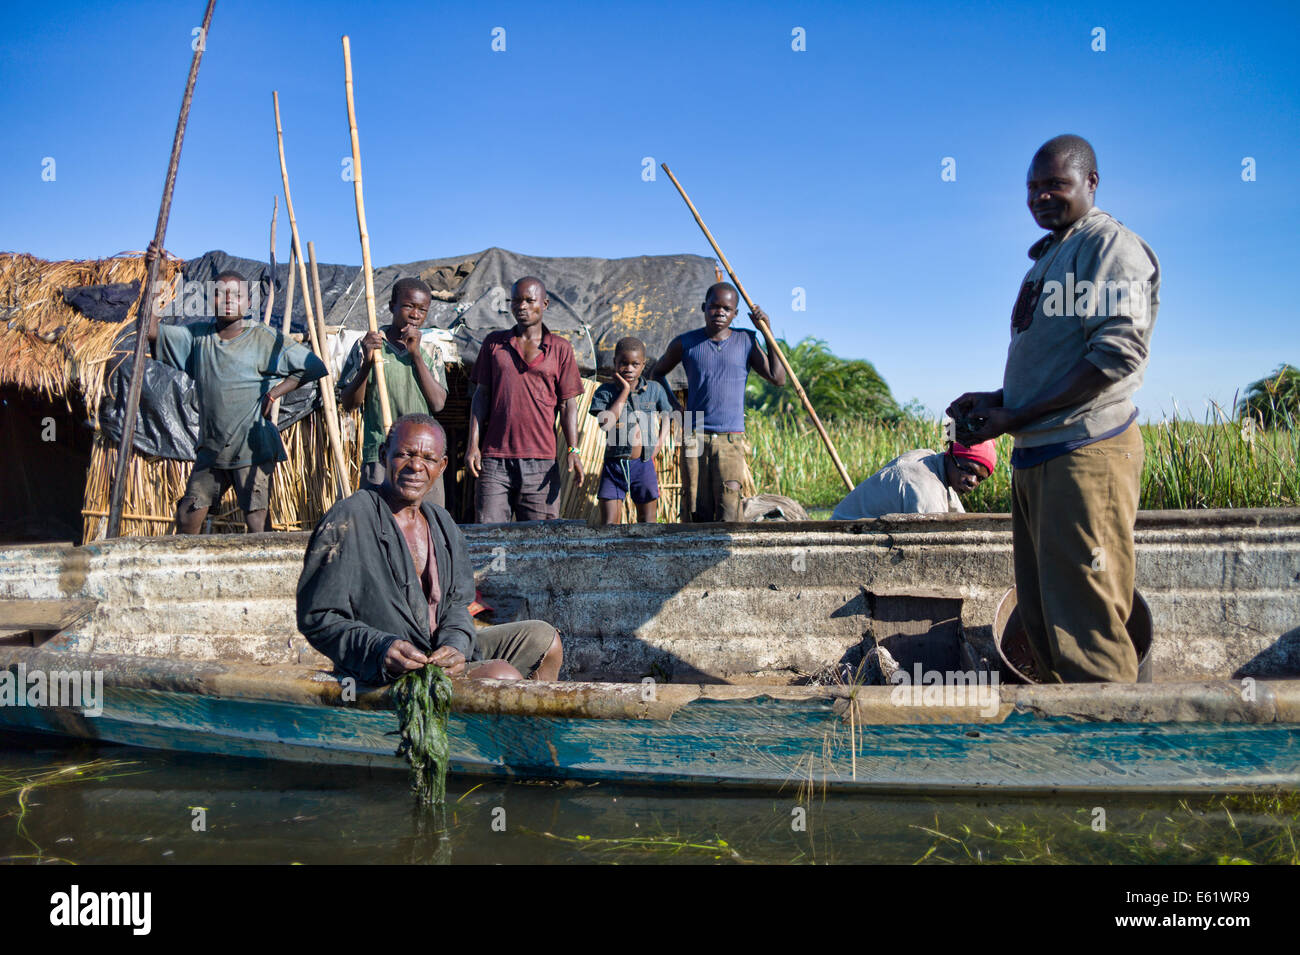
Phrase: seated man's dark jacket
[{"left": 296, "top": 488, "right": 477, "bottom": 686}]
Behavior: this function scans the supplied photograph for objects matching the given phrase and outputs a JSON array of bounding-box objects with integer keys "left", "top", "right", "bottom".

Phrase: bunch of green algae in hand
[{"left": 392, "top": 664, "right": 454, "bottom": 806}]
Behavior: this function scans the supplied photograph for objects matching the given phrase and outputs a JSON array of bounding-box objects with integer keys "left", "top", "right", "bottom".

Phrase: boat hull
[{"left": 3, "top": 673, "right": 1299, "bottom": 794}]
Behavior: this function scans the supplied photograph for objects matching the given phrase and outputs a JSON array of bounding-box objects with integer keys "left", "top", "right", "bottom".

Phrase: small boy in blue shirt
[{"left": 589, "top": 337, "right": 674, "bottom": 524}]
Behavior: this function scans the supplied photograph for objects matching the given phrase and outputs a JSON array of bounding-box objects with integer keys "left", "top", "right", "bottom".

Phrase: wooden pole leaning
[
  {"left": 307, "top": 240, "right": 355, "bottom": 489},
  {"left": 659, "top": 163, "right": 855, "bottom": 493},
  {"left": 341, "top": 34, "right": 393, "bottom": 432},
  {"left": 272, "top": 90, "right": 352, "bottom": 500},
  {"left": 263, "top": 194, "right": 278, "bottom": 324},
  {"left": 268, "top": 247, "right": 296, "bottom": 425},
  {"left": 106, "top": 0, "right": 217, "bottom": 539}
]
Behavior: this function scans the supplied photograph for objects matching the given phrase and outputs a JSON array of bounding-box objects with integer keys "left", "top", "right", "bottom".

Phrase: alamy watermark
[
  {"left": 0, "top": 665, "right": 103, "bottom": 717},
  {"left": 1038, "top": 273, "right": 1151, "bottom": 320},
  {"left": 888, "top": 664, "right": 1000, "bottom": 718}
]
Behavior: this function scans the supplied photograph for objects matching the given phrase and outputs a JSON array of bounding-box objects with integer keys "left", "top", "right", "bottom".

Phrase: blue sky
[{"left": 2, "top": 0, "right": 1296, "bottom": 419}]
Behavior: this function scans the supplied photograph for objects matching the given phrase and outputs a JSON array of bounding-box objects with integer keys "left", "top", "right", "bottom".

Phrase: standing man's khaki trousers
[
  {"left": 1010, "top": 422, "right": 1144, "bottom": 683},
  {"left": 682, "top": 432, "right": 748, "bottom": 523}
]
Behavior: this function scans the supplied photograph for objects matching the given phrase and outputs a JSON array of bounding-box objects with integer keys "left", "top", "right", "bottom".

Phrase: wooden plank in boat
[{"left": 0, "top": 599, "right": 97, "bottom": 632}]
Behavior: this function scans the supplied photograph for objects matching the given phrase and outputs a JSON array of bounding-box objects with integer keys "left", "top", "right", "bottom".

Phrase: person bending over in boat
[
  {"left": 296, "top": 414, "right": 564, "bottom": 685},
  {"left": 650, "top": 283, "right": 785, "bottom": 522},
  {"left": 148, "top": 267, "right": 327, "bottom": 534},
  {"left": 947, "top": 134, "right": 1159, "bottom": 683},
  {"left": 831, "top": 440, "right": 996, "bottom": 520}
]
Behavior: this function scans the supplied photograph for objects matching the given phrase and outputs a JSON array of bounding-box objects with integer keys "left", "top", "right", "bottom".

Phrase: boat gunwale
[{"left": 3, "top": 645, "right": 1299, "bottom": 726}]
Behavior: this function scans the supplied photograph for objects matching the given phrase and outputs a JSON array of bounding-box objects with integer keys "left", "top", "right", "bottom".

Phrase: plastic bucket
[{"left": 992, "top": 586, "right": 1153, "bottom": 684}]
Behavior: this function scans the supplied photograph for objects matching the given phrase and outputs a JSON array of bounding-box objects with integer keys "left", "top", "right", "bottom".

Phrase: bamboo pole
[
  {"left": 262, "top": 194, "right": 278, "bottom": 324},
  {"left": 341, "top": 34, "right": 393, "bottom": 432},
  {"left": 306, "top": 242, "right": 332, "bottom": 375},
  {"left": 660, "top": 162, "right": 855, "bottom": 493},
  {"left": 107, "top": 0, "right": 217, "bottom": 538},
  {"left": 307, "top": 239, "right": 354, "bottom": 493},
  {"left": 268, "top": 247, "right": 296, "bottom": 424},
  {"left": 273, "top": 89, "right": 353, "bottom": 500}
]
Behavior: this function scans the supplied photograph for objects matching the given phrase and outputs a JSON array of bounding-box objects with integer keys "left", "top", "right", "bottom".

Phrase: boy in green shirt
[
  {"left": 338, "top": 277, "right": 449, "bottom": 506},
  {"left": 150, "top": 270, "right": 327, "bottom": 533}
]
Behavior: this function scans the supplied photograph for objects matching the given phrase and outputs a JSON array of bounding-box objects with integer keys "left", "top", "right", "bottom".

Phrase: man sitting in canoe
[
  {"left": 831, "top": 440, "right": 996, "bottom": 520},
  {"left": 296, "top": 413, "right": 563, "bottom": 685}
]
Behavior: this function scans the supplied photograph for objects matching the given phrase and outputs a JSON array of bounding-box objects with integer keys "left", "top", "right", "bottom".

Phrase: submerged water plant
[{"left": 392, "top": 665, "right": 454, "bottom": 807}]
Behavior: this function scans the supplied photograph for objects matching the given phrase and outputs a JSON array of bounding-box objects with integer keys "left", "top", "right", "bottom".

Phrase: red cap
[{"left": 951, "top": 440, "right": 997, "bottom": 474}]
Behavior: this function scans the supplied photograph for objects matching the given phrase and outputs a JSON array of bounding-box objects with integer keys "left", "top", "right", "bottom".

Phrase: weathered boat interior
[{"left": 2, "top": 509, "right": 1297, "bottom": 686}]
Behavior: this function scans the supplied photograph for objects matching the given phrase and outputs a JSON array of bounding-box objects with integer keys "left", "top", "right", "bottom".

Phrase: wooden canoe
[{"left": 1, "top": 508, "right": 1298, "bottom": 793}]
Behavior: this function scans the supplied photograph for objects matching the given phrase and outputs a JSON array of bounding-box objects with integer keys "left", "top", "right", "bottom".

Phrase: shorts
[
  {"left": 596, "top": 457, "right": 660, "bottom": 504},
  {"left": 464, "top": 620, "right": 558, "bottom": 678},
  {"left": 361, "top": 459, "right": 445, "bottom": 509},
  {"left": 179, "top": 461, "right": 274, "bottom": 514}
]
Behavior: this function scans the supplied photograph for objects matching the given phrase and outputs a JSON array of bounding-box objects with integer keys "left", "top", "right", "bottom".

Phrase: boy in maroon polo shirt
[{"left": 466, "top": 276, "right": 585, "bottom": 522}]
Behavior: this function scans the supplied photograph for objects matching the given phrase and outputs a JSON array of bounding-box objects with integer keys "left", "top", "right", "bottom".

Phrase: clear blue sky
[{"left": 2, "top": 0, "right": 1296, "bottom": 420}]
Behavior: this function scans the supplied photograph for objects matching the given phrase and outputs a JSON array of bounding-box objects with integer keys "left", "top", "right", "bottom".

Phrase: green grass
[
  {"left": 911, "top": 791, "right": 1300, "bottom": 865},
  {"left": 745, "top": 408, "right": 1300, "bottom": 512}
]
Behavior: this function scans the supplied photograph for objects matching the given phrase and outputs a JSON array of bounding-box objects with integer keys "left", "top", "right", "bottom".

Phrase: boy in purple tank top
[{"left": 651, "top": 283, "right": 786, "bottom": 522}]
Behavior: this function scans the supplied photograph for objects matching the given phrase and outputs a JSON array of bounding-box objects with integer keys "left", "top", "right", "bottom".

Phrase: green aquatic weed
[{"left": 392, "top": 665, "right": 453, "bottom": 807}]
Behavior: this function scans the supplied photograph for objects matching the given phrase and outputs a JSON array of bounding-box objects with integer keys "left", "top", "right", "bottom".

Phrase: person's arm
[
  {"left": 296, "top": 510, "right": 398, "bottom": 686},
  {"left": 601, "top": 376, "right": 634, "bottom": 429},
  {"left": 951, "top": 361, "right": 1110, "bottom": 445},
  {"left": 649, "top": 337, "right": 685, "bottom": 412},
  {"left": 561, "top": 395, "right": 584, "bottom": 482},
  {"left": 466, "top": 383, "right": 488, "bottom": 478},
  {"left": 747, "top": 308, "right": 787, "bottom": 387},
  {"left": 556, "top": 343, "right": 585, "bottom": 482},
  {"left": 339, "top": 335, "right": 379, "bottom": 412},
  {"left": 401, "top": 326, "right": 447, "bottom": 413},
  {"left": 144, "top": 242, "right": 163, "bottom": 345}
]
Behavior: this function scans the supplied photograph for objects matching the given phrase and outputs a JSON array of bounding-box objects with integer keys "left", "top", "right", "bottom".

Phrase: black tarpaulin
[
  {"left": 96, "top": 325, "right": 318, "bottom": 461},
  {"left": 318, "top": 247, "right": 718, "bottom": 385}
]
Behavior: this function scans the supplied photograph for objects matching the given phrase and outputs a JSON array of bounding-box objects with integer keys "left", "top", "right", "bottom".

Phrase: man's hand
[
  {"left": 466, "top": 444, "right": 482, "bottom": 478},
  {"left": 384, "top": 639, "right": 430, "bottom": 679},
  {"left": 614, "top": 372, "right": 633, "bottom": 394},
  {"left": 945, "top": 390, "right": 1002, "bottom": 421},
  {"left": 399, "top": 324, "right": 422, "bottom": 353},
  {"left": 427, "top": 645, "right": 467, "bottom": 678},
  {"left": 260, "top": 392, "right": 278, "bottom": 420},
  {"left": 567, "top": 451, "right": 585, "bottom": 483},
  {"left": 945, "top": 390, "right": 1012, "bottom": 444},
  {"left": 958, "top": 406, "right": 1018, "bottom": 444},
  {"left": 749, "top": 304, "right": 771, "bottom": 328},
  {"left": 360, "top": 330, "right": 384, "bottom": 363}
]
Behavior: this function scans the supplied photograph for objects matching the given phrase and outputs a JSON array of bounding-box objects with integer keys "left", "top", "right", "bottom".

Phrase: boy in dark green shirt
[{"left": 338, "top": 277, "right": 449, "bottom": 506}]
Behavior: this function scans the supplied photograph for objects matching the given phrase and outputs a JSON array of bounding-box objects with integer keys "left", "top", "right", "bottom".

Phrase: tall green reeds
[{"left": 745, "top": 405, "right": 1299, "bottom": 512}]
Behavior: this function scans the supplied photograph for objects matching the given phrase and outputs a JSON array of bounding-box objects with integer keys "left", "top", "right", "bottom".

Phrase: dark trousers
[{"left": 475, "top": 457, "right": 561, "bottom": 523}]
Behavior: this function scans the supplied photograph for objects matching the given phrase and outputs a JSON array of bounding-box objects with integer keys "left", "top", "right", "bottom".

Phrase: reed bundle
[
  {"left": 0, "top": 252, "right": 184, "bottom": 417},
  {"left": 80, "top": 404, "right": 363, "bottom": 542}
]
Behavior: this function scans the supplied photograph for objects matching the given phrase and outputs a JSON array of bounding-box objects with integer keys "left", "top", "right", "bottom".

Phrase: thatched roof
[{"left": 0, "top": 252, "right": 184, "bottom": 417}]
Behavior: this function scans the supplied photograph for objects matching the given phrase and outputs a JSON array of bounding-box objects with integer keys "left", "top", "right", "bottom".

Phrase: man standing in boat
[
  {"left": 947, "top": 134, "right": 1160, "bottom": 683},
  {"left": 297, "top": 413, "right": 563, "bottom": 685},
  {"left": 148, "top": 269, "right": 327, "bottom": 533},
  {"left": 465, "top": 276, "right": 585, "bottom": 523},
  {"left": 650, "top": 283, "right": 786, "bottom": 522}
]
